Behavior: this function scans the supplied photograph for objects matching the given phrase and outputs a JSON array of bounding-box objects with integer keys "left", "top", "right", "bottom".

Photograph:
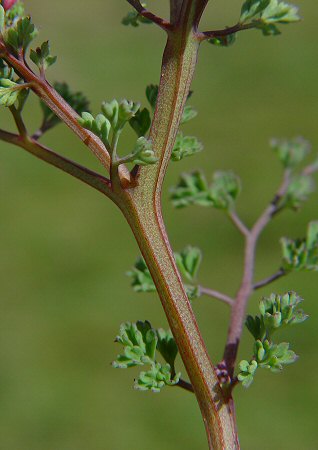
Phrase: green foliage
[
  {"left": 113, "top": 321, "right": 180, "bottom": 393},
  {"left": 145, "top": 84, "right": 158, "bottom": 111},
  {"left": 0, "top": 58, "right": 14, "bottom": 80},
  {"left": 122, "top": 5, "right": 152, "bottom": 27},
  {"left": 127, "top": 246, "right": 203, "bottom": 301},
  {"left": 127, "top": 257, "right": 156, "bottom": 293},
  {"left": 174, "top": 246, "right": 202, "bottom": 283},
  {"left": 156, "top": 328, "right": 179, "bottom": 369},
  {"left": 30, "top": 41, "right": 57, "bottom": 73},
  {"left": 281, "top": 221, "right": 318, "bottom": 271},
  {"left": 240, "top": 0, "right": 300, "bottom": 35},
  {"left": 181, "top": 105, "right": 198, "bottom": 124},
  {"left": 170, "top": 171, "right": 213, "bottom": 208},
  {"left": 209, "top": 171, "right": 241, "bottom": 210},
  {"left": 239, "top": 291, "right": 308, "bottom": 387},
  {"left": 171, "top": 133, "right": 203, "bottom": 162},
  {"left": 171, "top": 170, "right": 241, "bottom": 211},
  {"left": 0, "top": 78, "right": 27, "bottom": 107},
  {"left": 237, "top": 360, "right": 257, "bottom": 387},
  {"left": 78, "top": 112, "right": 111, "bottom": 147},
  {"left": 129, "top": 107, "right": 151, "bottom": 137},
  {"left": 40, "top": 81, "right": 90, "bottom": 132},
  {"left": 102, "top": 99, "right": 140, "bottom": 132},
  {"left": 4, "top": 15, "right": 37, "bottom": 54},
  {"left": 271, "top": 137, "right": 311, "bottom": 169},
  {"left": 208, "top": 34, "right": 237, "bottom": 48},
  {"left": 282, "top": 174, "right": 315, "bottom": 210},
  {"left": 130, "top": 136, "right": 157, "bottom": 166}
]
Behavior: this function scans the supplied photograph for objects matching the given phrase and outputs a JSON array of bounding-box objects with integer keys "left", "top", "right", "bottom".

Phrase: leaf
[
  {"left": 283, "top": 174, "right": 315, "bottom": 210},
  {"left": 122, "top": 6, "right": 152, "bottom": 27},
  {"left": 271, "top": 137, "right": 311, "bottom": 169},
  {"left": 181, "top": 105, "right": 198, "bottom": 124},
  {"left": 156, "top": 328, "right": 178, "bottom": 368},
  {"left": 129, "top": 107, "right": 151, "bottom": 137},
  {"left": 30, "top": 40, "right": 57, "bottom": 72},
  {"left": 145, "top": 84, "right": 158, "bottom": 110},
  {"left": 209, "top": 171, "right": 241, "bottom": 210},
  {"left": 255, "top": 340, "right": 298, "bottom": 371},
  {"left": 0, "top": 5, "right": 5, "bottom": 32},
  {"left": 237, "top": 360, "right": 258, "bottom": 388},
  {"left": 240, "top": 0, "right": 300, "bottom": 36},
  {"left": 240, "top": 0, "right": 271, "bottom": 23},
  {"left": 174, "top": 246, "right": 202, "bottom": 282},
  {"left": 0, "top": 78, "right": 26, "bottom": 107},
  {"left": 170, "top": 171, "right": 213, "bottom": 208},
  {"left": 208, "top": 34, "right": 237, "bottom": 47},
  {"left": 78, "top": 112, "right": 111, "bottom": 147},
  {"left": 113, "top": 321, "right": 158, "bottom": 368},
  {"left": 113, "top": 321, "right": 180, "bottom": 393},
  {"left": 131, "top": 136, "right": 158, "bottom": 166},
  {"left": 4, "top": 16, "right": 37, "bottom": 54},
  {"left": 134, "top": 363, "right": 180, "bottom": 393},
  {"left": 281, "top": 221, "right": 318, "bottom": 271},
  {"left": 171, "top": 133, "right": 203, "bottom": 162},
  {"left": 127, "top": 257, "right": 156, "bottom": 293}
]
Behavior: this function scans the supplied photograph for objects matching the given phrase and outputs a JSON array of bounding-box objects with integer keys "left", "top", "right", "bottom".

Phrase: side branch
[
  {"left": 0, "top": 47, "right": 115, "bottom": 176},
  {"left": 199, "top": 286, "right": 235, "bottom": 307},
  {"left": 0, "top": 129, "right": 113, "bottom": 198},
  {"left": 127, "top": 0, "right": 172, "bottom": 31},
  {"left": 254, "top": 269, "right": 286, "bottom": 290},
  {"left": 199, "top": 23, "right": 254, "bottom": 41}
]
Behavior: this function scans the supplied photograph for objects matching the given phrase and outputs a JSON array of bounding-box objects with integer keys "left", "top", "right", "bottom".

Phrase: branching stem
[
  {"left": 199, "top": 286, "right": 235, "bottom": 306},
  {"left": 223, "top": 170, "right": 291, "bottom": 379}
]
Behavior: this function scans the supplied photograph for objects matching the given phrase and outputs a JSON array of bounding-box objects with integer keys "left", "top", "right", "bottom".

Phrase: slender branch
[
  {"left": 1, "top": 48, "right": 113, "bottom": 172},
  {"left": 228, "top": 211, "right": 250, "bottom": 237},
  {"left": 254, "top": 268, "right": 287, "bottom": 290},
  {"left": 0, "top": 128, "right": 113, "bottom": 198},
  {"left": 199, "top": 286, "right": 235, "bottom": 307},
  {"left": 126, "top": 0, "right": 172, "bottom": 31},
  {"left": 198, "top": 23, "right": 255, "bottom": 41},
  {"left": 9, "top": 105, "right": 28, "bottom": 137},
  {"left": 177, "top": 378, "right": 194, "bottom": 393},
  {"left": 223, "top": 170, "right": 291, "bottom": 379},
  {"left": 199, "top": 23, "right": 255, "bottom": 41}
]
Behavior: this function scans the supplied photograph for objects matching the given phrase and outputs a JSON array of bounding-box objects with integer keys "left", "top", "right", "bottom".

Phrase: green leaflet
[
  {"left": 170, "top": 170, "right": 241, "bottom": 210},
  {"left": 113, "top": 321, "right": 180, "bottom": 393},
  {"left": 271, "top": 137, "right": 311, "bottom": 169},
  {"left": 127, "top": 246, "right": 203, "bottom": 301},
  {"left": 122, "top": 3, "right": 153, "bottom": 28},
  {"left": 240, "top": 0, "right": 300, "bottom": 36},
  {"left": 281, "top": 221, "right": 318, "bottom": 271},
  {"left": 239, "top": 291, "right": 308, "bottom": 387},
  {"left": 30, "top": 41, "right": 57, "bottom": 73},
  {"left": 171, "top": 133, "right": 203, "bottom": 162},
  {"left": 4, "top": 15, "right": 37, "bottom": 54},
  {"left": 0, "top": 78, "right": 28, "bottom": 107},
  {"left": 131, "top": 137, "right": 158, "bottom": 166}
]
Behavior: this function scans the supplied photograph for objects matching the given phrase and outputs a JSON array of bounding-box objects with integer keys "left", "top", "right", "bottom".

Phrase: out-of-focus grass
[{"left": 0, "top": 1, "right": 317, "bottom": 449}]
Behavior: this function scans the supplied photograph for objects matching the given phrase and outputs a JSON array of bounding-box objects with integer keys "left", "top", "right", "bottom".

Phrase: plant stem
[
  {"left": 199, "top": 286, "right": 235, "bottom": 306},
  {"left": 254, "top": 269, "right": 286, "bottom": 290},
  {"left": 111, "top": 3, "right": 239, "bottom": 446},
  {"left": 0, "top": 128, "right": 113, "bottom": 197},
  {"left": 223, "top": 171, "right": 291, "bottom": 378}
]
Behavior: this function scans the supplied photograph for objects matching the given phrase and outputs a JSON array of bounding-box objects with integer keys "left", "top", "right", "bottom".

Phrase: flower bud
[{"left": 2, "top": 0, "right": 18, "bottom": 11}]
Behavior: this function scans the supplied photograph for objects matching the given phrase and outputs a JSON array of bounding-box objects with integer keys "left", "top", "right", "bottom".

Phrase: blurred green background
[{"left": 0, "top": 1, "right": 317, "bottom": 449}]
